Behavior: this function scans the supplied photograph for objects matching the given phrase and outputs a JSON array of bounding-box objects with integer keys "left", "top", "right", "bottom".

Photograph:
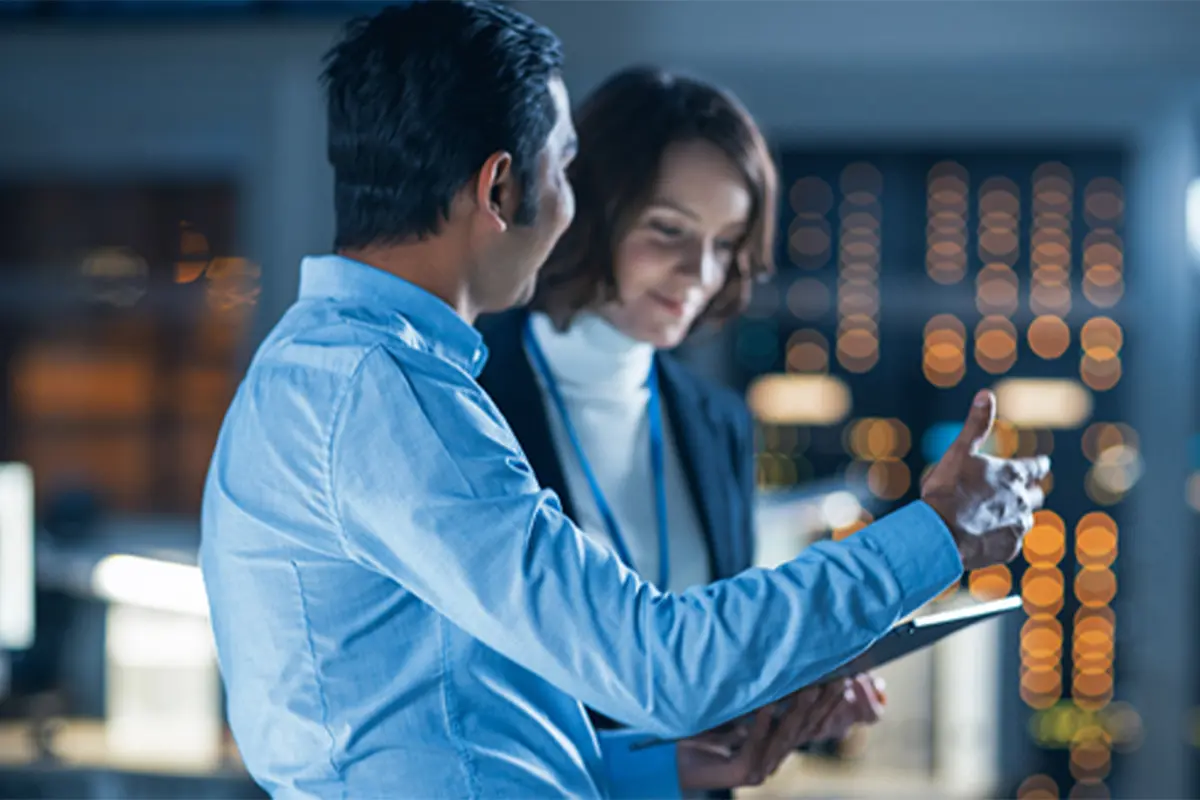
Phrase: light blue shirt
[{"left": 200, "top": 254, "right": 963, "bottom": 799}]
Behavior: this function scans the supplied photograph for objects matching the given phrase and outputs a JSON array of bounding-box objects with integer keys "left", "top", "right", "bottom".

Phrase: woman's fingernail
[
  {"left": 873, "top": 676, "right": 886, "bottom": 693},
  {"left": 844, "top": 687, "right": 856, "bottom": 702}
]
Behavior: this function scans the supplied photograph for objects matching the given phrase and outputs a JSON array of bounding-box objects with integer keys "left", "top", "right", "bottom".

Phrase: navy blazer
[{"left": 476, "top": 308, "right": 757, "bottom": 584}]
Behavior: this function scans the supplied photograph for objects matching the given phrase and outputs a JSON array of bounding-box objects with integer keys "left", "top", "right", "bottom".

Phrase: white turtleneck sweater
[{"left": 527, "top": 312, "right": 713, "bottom": 594}]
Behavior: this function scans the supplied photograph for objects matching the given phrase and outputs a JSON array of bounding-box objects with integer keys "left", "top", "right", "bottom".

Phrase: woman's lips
[{"left": 649, "top": 292, "right": 687, "bottom": 317}]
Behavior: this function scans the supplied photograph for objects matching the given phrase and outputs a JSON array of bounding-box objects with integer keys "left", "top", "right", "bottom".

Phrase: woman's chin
[
  {"left": 643, "top": 323, "right": 688, "bottom": 351},
  {"left": 599, "top": 306, "right": 689, "bottom": 349}
]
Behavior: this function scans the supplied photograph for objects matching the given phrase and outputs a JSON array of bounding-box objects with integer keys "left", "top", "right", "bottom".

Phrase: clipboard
[{"left": 629, "top": 595, "right": 1022, "bottom": 751}]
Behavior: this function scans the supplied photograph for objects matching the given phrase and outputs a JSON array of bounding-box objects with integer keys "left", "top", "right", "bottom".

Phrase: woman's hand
[{"left": 675, "top": 674, "right": 886, "bottom": 791}]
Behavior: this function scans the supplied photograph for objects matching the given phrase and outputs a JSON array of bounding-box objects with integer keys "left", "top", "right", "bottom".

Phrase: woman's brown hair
[{"left": 530, "top": 66, "right": 778, "bottom": 328}]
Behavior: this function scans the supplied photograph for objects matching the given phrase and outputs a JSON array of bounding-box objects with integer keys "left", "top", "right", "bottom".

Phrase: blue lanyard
[{"left": 524, "top": 318, "right": 670, "bottom": 589}]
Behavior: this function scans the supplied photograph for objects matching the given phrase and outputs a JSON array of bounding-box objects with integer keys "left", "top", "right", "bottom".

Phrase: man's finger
[
  {"left": 814, "top": 700, "right": 861, "bottom": 742},
  {"left": 691, "top": 724, "right": 749, "bottom": 752},
  {"left": 679, "top": 738, "right": 735, "bottom": 759},
  {"left": 758, "top": 694, "right": 815, "bottom": 777},
  {"left": 852, "top": 674, "right": 884, "bottom": 723},
  {"left": 945, "top": 390, "right": 996, "bottom": 461},
  {"left": 870, "top": 674, "right": 887, "bottom": 706},
  {"left": 1010, "top": 456, "right": 1052, "bottom": 485},
  {"left": 779, "top": 683, "right": 852, "bottom": 767},
  {"left": 980, "top": 522, "right": 1027, "bottom": 566},
  {"left": 812, "top": 676, "right": 880, "bottom": 742},
  {"left": 739, "top": 708, "right": 775, "bottom": 786},
  {"left": 1023, "top": 485, "right": 1046, "bottom": 512},
  {"left": 762, "top": 681, "right": 847, "bottom": 775}
]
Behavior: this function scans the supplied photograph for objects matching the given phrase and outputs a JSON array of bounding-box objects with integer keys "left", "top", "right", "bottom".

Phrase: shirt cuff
[
  {"left": 598, "top": 729, "right": 682, "bottom": 799},
  {"left": 854, "top": 501, "right": 964, "bottom": 616}
]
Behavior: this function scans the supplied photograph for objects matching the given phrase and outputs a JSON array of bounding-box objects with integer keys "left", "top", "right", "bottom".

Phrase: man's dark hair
[
  {"left": 321, "top": 1, "right": 563, "bottom": 248},
  {"left": 531, "top": 67, "right": 778, "bottom": 327}
]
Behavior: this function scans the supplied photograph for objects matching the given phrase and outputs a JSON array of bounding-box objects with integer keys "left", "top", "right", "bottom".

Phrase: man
[{"left": 200, "top": 2, "right": 1048, "bottom": 798}]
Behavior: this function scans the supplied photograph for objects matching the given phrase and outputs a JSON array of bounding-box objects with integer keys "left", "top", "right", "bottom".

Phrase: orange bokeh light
[
  {"left": 1075, "top": 567, "right": 1118, "bottom": 608},
  {"left": 1023, "top": 566, "right": 1066, "bottom": 612},
  {"left": 969, "top": 564, "right": 1013, "bottom": 601},
  {"left": 1028, "top": 315, "right": 1071, "bottom": 360},
  {"left": 1080, "top": 317, "right": 1124, "bottom": 360},
  {"left": 1081, "top": 354, "right": 1122, "bottom": 391},
  {"left": 1017, "top": 775, "right": 1059, "bottom": 800},
  {"left": 1024, "top": 521, "right": 1066, "bottom": 567}
]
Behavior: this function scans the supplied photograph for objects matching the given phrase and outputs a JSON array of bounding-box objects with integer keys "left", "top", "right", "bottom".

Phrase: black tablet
[
  {"left": 630, "top": 595, "right": 1023, "bottom": 750},
  {"left": 820, "top": 594, "right": 1023, "bottom": 682}
]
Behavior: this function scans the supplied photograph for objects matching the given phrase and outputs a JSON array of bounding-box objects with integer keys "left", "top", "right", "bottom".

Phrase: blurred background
[{"left": 0, "top": 0, "right": 1198, "bottom": 798}]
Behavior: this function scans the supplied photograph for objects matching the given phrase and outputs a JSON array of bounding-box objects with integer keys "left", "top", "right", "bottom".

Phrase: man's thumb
[{"left": 948, "top": 390, "right": 995, "bottom": 459}]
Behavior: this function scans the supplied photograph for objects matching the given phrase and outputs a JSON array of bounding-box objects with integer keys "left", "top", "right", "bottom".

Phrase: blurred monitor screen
[{"left": 0, "top": 463, "right": 34, "bottom": 651}]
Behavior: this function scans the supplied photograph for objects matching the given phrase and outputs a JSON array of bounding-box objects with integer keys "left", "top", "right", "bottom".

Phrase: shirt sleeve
[
  {"left": 329, "top": 345, "right": 963, "bottom": 739},
  {"left": 596, "top": 729, "right": 681, "bottom": 799}
]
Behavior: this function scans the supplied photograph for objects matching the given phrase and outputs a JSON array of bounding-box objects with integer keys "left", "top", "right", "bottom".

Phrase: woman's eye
[{"left": 650, "top": 221, "right": 684, "bottom": 238}]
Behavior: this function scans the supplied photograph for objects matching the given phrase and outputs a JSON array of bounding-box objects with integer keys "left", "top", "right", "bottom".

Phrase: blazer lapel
[{"left": 655, "top": 355, "right": 742, "bottom": 580}]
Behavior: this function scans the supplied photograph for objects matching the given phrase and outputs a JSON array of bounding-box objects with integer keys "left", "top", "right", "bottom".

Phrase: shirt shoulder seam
[{"left": 324, "top": 342, "right": 387, "bottom": 552}]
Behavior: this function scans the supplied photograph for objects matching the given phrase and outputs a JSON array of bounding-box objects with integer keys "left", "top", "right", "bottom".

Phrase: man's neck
[{"left": 339, "top": 242, "right": 479, "bottom": 324}]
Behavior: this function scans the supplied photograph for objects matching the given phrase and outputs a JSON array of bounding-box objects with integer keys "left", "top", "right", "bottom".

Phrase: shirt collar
[{"left": 298, "top": 254, "right": 488, "bottom": 377}]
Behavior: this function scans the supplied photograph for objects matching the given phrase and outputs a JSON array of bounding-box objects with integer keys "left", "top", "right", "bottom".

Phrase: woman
[{"left": 478, "top": 67, "right": 884, "bottom": 794}]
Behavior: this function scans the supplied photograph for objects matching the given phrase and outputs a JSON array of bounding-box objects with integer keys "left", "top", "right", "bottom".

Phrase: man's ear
[{"left": 474, "top": 151, "right": 516, "bottom": 234}]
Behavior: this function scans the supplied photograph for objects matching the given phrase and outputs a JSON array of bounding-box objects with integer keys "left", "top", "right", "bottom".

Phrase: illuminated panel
[
  {"left": 746, "top": 374, "right": 852, "bottom": 426},
  {"left": 836, "top": 163, "right": 882, "bottom": 373},
  {"left": 0, "top": 463, "right": 35, "bottom": 650},
  {"left": 994, "top": 378, "right": 1094, "bottom": 429}
]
